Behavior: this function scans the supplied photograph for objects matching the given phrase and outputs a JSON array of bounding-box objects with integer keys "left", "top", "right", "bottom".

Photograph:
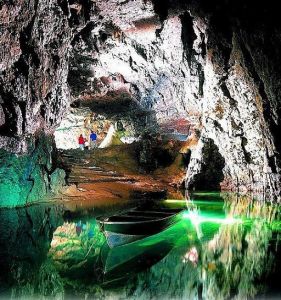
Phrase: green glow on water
[
  {"left": 165, "top": 199, "right": 224, "bottom": 205},
  {"left": 3, "top": 192, "right": 278, "bottom": 298},
  {"left": 182, "top": 210, "right": 242, "bottom": 225}
]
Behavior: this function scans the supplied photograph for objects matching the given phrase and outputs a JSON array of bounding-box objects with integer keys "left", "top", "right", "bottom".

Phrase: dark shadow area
[{"left": 190, "top": 138, "right": 225, "bottom": 190}]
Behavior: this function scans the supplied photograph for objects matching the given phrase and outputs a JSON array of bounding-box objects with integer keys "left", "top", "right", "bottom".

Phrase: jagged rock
[
  {"left": 186, "top": 138, "right": 225, "bottom": 190},
  {"left": 0, "top": 135, "right": 66, "bottom": 207},
  {"left": 1, "top": 0, "right": 281, "bottom": 202},
  {"left": 0, "top": 0, "right": 91, "bottom": 205},
  {"left": 66, "top": 1, "right": 281, "bottom": 199}
]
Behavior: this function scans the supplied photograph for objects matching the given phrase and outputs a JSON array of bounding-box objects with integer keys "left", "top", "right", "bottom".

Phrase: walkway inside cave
[{"left": 58, "top": 140, "right": 188, "bottom": 203}]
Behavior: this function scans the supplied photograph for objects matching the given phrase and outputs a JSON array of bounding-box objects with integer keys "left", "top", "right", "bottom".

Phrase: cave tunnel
[{"left": 0, "top": 0, "right": 281, "bottom": 299}]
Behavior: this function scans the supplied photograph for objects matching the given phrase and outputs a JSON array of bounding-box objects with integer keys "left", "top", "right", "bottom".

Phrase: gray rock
[{"left": 1, "top": 0, "right": 281, "bottom": 201}]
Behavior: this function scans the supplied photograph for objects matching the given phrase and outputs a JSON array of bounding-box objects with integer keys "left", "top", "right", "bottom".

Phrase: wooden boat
[{"left": 97, "top": 207, "right": 183, "bottom": 248}]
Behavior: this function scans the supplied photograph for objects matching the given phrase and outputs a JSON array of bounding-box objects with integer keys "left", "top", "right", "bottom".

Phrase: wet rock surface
[
  {"left": 65, "top": 0, "right": 281, "bottom": 199},
  {"left": 0, "top": 135, "right": 66, "bottom": 207}
]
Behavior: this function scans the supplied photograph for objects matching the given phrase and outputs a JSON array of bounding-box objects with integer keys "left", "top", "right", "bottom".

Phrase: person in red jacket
[{"left": 78, "top": 134, "right": 85, "bottom": 150}]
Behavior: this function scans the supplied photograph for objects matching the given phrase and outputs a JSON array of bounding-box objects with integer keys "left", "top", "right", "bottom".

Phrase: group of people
[{"left": 78, "top": 131, "right": 97, "bottom": 150}]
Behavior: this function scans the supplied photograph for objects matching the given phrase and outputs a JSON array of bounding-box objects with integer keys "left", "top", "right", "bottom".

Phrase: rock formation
[{"left": 1, "top": 0, "right": 281, "bottom": 204}]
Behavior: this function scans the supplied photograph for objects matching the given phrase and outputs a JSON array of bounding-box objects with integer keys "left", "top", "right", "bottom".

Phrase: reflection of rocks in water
[
  {"left": 222, "top": 192, "right": 279, "bottom": 221},
  {"left": 122, "top": 242, "right": 202, "bottom": 300},
  {"left": 48, "top": 220, "right": 106, "bottom": 283},
  {"left": 164, "top": 193, "right": 281, "bottom": 300},
  {"left": 0, "top": 204, "right": 64, "bottom": 297},
  {"left": 201, "top": 194, "right": 281, "bottom": 300}
]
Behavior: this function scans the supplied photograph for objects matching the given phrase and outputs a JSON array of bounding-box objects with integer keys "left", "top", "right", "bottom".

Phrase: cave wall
[
  {"left": 0, "top": 135, "right": 65, "bottom": 207},
  {"left": 0, "top": 0, "right": 91, "bottom": 206},
  {"left": 0, "top": 0, "right": 70, "bottom": 151},
  {"left": 67, "top": 0, "right": 281, "bottom": 199},
  {"left": 183, "top": 1, "right": 281, "bottom": 199},
  {"left": 1, "top": 0, "right": 281, "bottom": 202}
]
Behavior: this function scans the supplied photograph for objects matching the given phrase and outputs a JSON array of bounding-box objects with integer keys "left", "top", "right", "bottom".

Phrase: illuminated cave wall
[
  {"left": 1, "top": 0, "right": 281, "bottom": 203},
  {"left": 66, "top": 0, "right": 281, "bottom": 198}
]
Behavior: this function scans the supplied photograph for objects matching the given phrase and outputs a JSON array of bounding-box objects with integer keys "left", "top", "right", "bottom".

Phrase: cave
[{"left": 0, "top": 0, "right": 281, "bottom": 299}]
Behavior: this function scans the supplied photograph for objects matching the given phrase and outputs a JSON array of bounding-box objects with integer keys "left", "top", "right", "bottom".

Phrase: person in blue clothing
[{"left": 89, "top": 130, "right": 97, "bottom": 149}]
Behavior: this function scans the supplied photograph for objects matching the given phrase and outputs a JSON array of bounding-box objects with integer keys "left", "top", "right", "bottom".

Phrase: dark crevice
[
  {"left": 57, "top": 0, "right": 69, "bottom": 17},
  {"left": 213, "top": 120, "right": 223, "bottom": 132},
  {"left": 198, "top": 63, "right": 204, "bottom": 96},
  {"left": 220, "top": 81, "right": 237, "bottom": 106},
  {"left": 13, "top": 56, "right": 29, "bottom": 78},
  {"left": 71, "top": 21, "right": 96, "bottom": 46},
  {"left": 19, "top": 16, "right": 41, "bottom": 68},
  {"left": 52, "top": 54, "right": 60, "bottom": 70},
  {"left": 18, "top": 102, "right": 27, "bottom": 134},
  {"left": 182, "top": 149, "right": 192, "bottom": 168},
  {"left": 180, "top": 12, "right": 196, "bottom": 67},
  {"left": 0, "top": 89, "right": 18, "bottom": 136},
  {"left": 267, "top": 150, "right": 277, "bottom": 174},
  {"left": 200, "top": 32, "right": 206, "bottom": 59},
  {"left": 189, "top": 138, "right": 225, "bottom": 190},
  {"left": 151, "top": 0, "right": 170, "bottom": 22},
  {"left": 133, "top": 42, "right": 147, "bottom": 61},
  {"left": 68, "top": 0, "right": 92, "bottom": 26},
  {"left": 241, "top": 136, "right": 252, "bottom": 164}
]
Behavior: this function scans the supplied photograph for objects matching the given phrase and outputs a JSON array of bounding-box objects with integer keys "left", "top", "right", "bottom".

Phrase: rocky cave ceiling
[{"left": 0, "top": 0, "right": 281, "bottom": 200}]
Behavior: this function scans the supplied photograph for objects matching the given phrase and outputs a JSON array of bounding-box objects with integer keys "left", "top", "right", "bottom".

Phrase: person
[
  {"left": 89, "top": 131, "right": 97, "bottom": 149},
  {"left": 78, "top": 134, "right": 85, "bottom": 150}
]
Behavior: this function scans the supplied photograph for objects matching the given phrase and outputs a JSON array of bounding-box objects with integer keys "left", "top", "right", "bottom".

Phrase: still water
[{"left": 0, "top": 192, "right": 280, "bottom": 299}]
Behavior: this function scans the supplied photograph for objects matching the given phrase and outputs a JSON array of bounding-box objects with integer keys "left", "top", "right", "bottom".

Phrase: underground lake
[{"left": 0, "top": 192, "right": 280, "bottom": 299}]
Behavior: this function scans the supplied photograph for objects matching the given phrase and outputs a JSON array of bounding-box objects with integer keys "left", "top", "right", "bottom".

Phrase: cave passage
[{"left": 1, "top": 0, "right": 281, "bottom": 299}]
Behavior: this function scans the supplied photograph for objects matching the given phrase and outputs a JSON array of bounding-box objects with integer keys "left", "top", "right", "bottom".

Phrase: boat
[
  {"left": 96, "top": 207, "right": 184, "bottom": 248},
  {"left": 101, "top": 239, "right": 173, "bottom": 286}
]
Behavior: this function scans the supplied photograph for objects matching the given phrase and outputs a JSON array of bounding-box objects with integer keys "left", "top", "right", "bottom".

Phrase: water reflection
[
  {"left": 0, "top": 204, "right": 64, "bottom": 298},
  {"left": 0, "top": 192, "right": 280, "bottom": 299}
]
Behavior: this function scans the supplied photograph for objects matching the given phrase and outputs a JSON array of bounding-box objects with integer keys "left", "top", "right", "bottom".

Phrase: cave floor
[{"left": 56, "top": 144, "right": 186, "bottom": 204}]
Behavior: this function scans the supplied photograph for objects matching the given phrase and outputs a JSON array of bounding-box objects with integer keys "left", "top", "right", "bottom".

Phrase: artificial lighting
[
  {"left": 182, "top": 210, "right": 242, "bottom": 225},
  {"left": 164, "top": 199, "right": 224, "bottom": 205}
]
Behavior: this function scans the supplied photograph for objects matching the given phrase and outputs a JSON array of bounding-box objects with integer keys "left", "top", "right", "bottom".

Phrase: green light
[
  {"left": 182, "top": 211, "right": 242, "bottom": 225},
  {"left": 164, "top": 199, "right": 224, "bottom": 205},
  {"left": 192, "top": 192, "right": 221, "bottom": 196},
  {"left": 164, "top": 199, "right": 186, "bottom": 203}
]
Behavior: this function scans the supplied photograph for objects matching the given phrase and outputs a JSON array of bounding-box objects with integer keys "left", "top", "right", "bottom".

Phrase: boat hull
[
  {"left": 98, "top": 211, "right": 183, "bottom": 247},
  {"left": 103, "top": 213, "right": 181, "bottom": 235},
  {"left": 104, "top": 231, "right": 147, "bottom": 248}
]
